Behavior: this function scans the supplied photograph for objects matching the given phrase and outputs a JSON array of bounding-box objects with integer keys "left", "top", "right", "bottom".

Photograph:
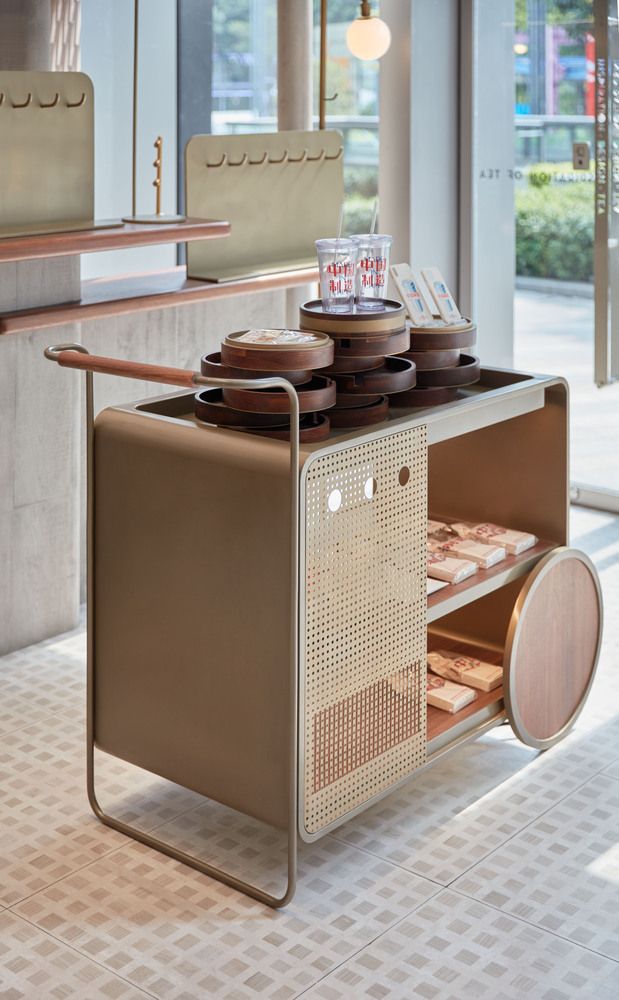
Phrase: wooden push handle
[{"left": 55, "top": 350, "right": 198, "bottom": 388}]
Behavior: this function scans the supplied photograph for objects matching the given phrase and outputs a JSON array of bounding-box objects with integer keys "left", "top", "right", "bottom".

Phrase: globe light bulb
[{"left": 346, "top": 6, "right": 391, "bottom": 61}]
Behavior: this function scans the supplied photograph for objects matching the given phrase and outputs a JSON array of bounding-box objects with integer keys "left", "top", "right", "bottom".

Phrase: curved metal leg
[{"left": 47, "top": 342, "right": 300, "bottom": 909}]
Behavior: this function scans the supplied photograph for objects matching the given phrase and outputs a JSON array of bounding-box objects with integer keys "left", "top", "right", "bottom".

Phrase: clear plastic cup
[
  {"left": 315, "top": 238, "right": 358, "bottom": 313},
  {"left": 353, "top": 234, "right": 392, "bottom": 311}
]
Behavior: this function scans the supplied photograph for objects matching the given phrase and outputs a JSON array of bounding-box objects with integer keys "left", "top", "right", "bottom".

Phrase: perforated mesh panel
[{"left": 302, "top": 428, "right": 427, "bottom": 836}]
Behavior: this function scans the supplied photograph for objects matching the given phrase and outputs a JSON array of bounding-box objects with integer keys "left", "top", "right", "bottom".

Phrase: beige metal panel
[
  {"left": 93, "top": 406, "right": 293, "bottom": 829},
  {"left": 428, "top": 382, "right": 569, "bottom": 546},
  {"left": 0, "top": 71, "right": 93, "bottom": 236},
  {"left": 300, "top": 427, "right": 427, "bottom": 838},
  {"left": 185, "top": 130, "right": 344, "bottom": 281}
]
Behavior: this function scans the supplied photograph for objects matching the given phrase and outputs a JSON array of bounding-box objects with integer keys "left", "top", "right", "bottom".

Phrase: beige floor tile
[
  {"left": 453, "top": 773, "right": 619, "bottom": 961},
  {"left": 13, "top": 840, "right": 438, "bottom": 1000},
  {"left": 299, "top": 889, "right": 619, "bottom": 1000},
  {"left": 0, "top": 910, "right": 151, "bottom": 999}
]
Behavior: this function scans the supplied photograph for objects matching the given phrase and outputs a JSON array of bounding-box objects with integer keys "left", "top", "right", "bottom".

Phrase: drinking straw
[
  {"left": 336, "top": 203, "right": 344, "bottom": 242},
  {"left": 370, "top": 198, "right": 378, "bottom": 236}
]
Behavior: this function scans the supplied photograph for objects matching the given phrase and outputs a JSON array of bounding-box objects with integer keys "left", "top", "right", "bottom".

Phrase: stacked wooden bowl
[
  {"left": 391, "top": 319, "right": 480, "bottom": 407},
  {"left": 299, "top": 300, "right": 416, "bottom": 428},
  {"left": 197, "top": 329, "right": 336, "bottom": 443}
]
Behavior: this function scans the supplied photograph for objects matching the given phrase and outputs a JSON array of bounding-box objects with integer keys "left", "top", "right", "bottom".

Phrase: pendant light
[{"left": 346, "top": 1, "right": 392, "bottom": 61}]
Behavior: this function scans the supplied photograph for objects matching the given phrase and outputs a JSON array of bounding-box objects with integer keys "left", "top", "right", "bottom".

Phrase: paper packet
[
  {"left": 427, "top": 535, "right": 506, "bottom": 569},
  {"left": 427, "top": 650, "right": 503, "bottom": 692},
  {"left": 450, "top": 521, "right": 537, "bottom": 555},
  {"left": 427, "top": 672, "right": 477, "bottom": 713},
  {"left": 427, "top": 548, "right": 478, "bottom": 584}
]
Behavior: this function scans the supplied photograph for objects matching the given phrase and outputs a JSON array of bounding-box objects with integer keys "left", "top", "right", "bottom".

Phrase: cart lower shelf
[{"left": 426, "top": 636, "right": 505, "bottom": 752}]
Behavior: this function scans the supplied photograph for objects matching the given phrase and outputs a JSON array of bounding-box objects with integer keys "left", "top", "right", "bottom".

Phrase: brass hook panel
[
  {"left": 206, "top": 152, "right": 227, "bottom": 168},
  {"left": 12, "top": 93, "right": 32, "bottom": 108}
]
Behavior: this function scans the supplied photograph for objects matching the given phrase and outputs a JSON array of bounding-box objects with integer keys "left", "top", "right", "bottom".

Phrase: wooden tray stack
[
  {"left": 196, "top": 329, "right": 336, "bottom": 442},
  {"left": 299, "top": 300, "right": 416, "bottom": 428},
  {"left": 391, "top": 319, "right": 480, "bottom": 407}
]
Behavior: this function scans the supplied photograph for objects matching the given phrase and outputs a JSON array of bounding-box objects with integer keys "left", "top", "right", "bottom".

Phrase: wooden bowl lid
[
  {"left": 200, "top": 352, "right": 311, "bottom": 385},
  {"left": 300, "top": 299, "right": 405, "bottom": 336},
  {"left": 404, "top": 348, "right": 461, "bottom": 370},
  {"left": 194, "top": 389, "right": 288, "bottom": 427},
  {"left": 221, "top": 329, "right": 334, "bottom": 371},
  {"left": 328, "top": 395, "right": 390, "bottom": 427},
  {"left": 415, "top": 354, "right": 480, "bottom": 388},
  {"left": 332, "top": 356, "right": 416, "bottom": 395},
  {"left": 228, "top": 411, "right": 331, "bottom": 443},
  {"left": 391, "top": 385, "right": 459, "bottom": 407},
  {"left": 222, "top": 374, "right": 336, "bottom": 414},
  {"left": 407, "top": 320, "right": 476, "bottom": 351},
  {"left": 330, "top": 326, "right": 409, "bottom": 358},
  {"left": 322, "top": 355, "right": 385, "bottom": 374}
]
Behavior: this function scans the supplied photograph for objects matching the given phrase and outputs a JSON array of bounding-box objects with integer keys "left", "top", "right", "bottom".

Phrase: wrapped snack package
[
  {"left": 427, "top": 548, "right": 478, "bottom": 584},
  {"left": 427, "top": 535, "right": 506, "bottom": 569},
  {"left": 450, "top": 521, "right": 537, "bottom": 555},
  {"left": 427, "top": 577, "right": 449, "bottom": 596},
  {"left": 427, "top": 672, "right": 477, "bottom": 713},
  {"left": 427, "top": 649, "right": 503, "bottom": 692}
]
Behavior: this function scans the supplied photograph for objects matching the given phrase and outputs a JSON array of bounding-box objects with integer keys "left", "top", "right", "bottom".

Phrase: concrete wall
[{"left": 0, "top": 289, "right": 287, "bottom": 656}]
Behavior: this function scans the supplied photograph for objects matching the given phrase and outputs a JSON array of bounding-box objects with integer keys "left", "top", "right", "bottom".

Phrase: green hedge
[
  {"left": 343, "top": 162, "right": 594, "bottom": 282},
  {"left": 516, "top": 162, "right": 593, "bottom": 282}
]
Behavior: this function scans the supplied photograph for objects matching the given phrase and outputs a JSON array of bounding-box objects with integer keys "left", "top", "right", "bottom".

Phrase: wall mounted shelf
[
  {"left": 0, "top": 217, "right": 229, "bottom": 264},
  {"left": 0, "top": 265, "right": 320, "bottom": 335}
]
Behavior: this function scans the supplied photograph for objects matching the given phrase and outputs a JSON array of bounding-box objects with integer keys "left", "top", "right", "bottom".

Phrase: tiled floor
[{"left": 1, "top": 508, "right": 618, "bottom": 999}]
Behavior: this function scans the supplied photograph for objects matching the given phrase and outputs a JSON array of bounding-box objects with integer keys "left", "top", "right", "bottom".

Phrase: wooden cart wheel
[{"left": 504, "top": 547, "right": 603, "bottom": 750}]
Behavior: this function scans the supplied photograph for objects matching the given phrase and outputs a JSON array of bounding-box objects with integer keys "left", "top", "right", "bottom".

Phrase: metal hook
[
  {"left": 307, "top": 149, "right": 326, "bottom": 163},
  {"left": 324, "top": 92, "right": 339, "bottom": 103},
  {"left": 40, "top": 93, "right": 60, "bottom": 108},
  {"left": 228, "top": 152, "right": 248, "bottom": 167},
  {"left": 0, "top": 93, "right": 4, "bottom": 108},
  {"left": 206, "top": 152, "right": 227, "bottom": 168},
  {"left": 248, "top": 151, "right": 268, "bottom": 166},
  {"left": 12, "top": 93, "right": 32, "bottom": 108},
  {"left": 325, "top": 146, "right": 344, "bottom": 161},
  {"left": 288, "top": 148, "right": 308, "bottom": 163},
  {"left": 66, "top": 92, "right": 86, "bottom": 108},
  {"left": 268, "top": 150, "right": 287, "bottom": 164}
]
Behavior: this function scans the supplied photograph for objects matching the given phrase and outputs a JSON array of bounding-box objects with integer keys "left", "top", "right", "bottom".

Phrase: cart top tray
[{"left": 131, "top": 367, "right": 563, "bottom": 456}]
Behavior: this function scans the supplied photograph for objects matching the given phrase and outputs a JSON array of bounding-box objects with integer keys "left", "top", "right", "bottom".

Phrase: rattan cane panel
[{"left": 303, "top": 428, "right": 427, "bottom": 835}]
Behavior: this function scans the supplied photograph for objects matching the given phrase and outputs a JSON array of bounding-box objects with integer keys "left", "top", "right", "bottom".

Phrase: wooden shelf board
[
  {"left": 426, "top": 636, "right": 505, "bottom": 745},
  {"left": 0, "top": 265, "right": 320, "bottom": 335},
  {"left": 427, "top": 539, "right": 556, "bottom": 623},
  {"left": 0, "top": 217, "right": 230, "bottom": 264},
  {"left": 427, "top": 686, "right": 504, "bottom": 743}
]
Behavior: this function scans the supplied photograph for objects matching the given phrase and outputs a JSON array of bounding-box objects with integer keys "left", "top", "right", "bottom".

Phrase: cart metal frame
[{"left": 44, "top": 342, "right": 301, "bottom": 909}]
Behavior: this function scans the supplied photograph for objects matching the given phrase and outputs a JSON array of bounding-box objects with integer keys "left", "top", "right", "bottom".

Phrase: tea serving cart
[{"left": 44, "top": 345, "right": 603, "bottom": 908}]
